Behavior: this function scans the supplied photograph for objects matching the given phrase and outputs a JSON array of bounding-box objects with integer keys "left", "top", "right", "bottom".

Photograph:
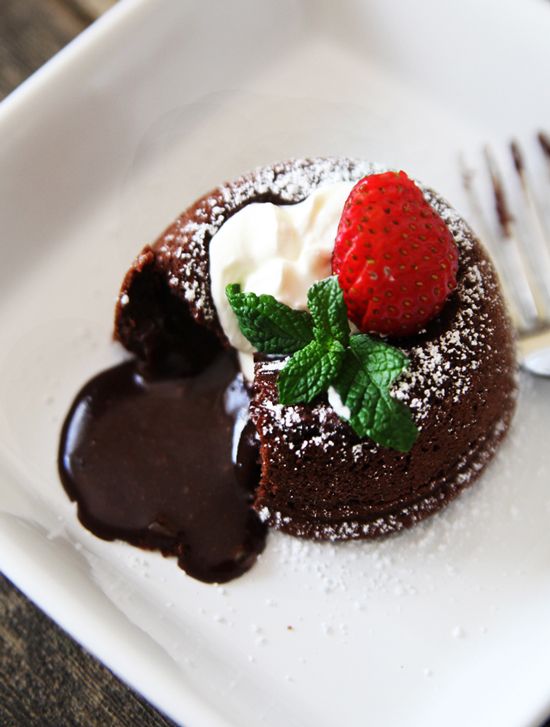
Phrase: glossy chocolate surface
[{"left": 59, "top": 351, "right": 266, "bottom": 583}]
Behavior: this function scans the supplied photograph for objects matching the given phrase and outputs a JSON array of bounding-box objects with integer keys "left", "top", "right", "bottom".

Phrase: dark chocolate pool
[{"left": 58, "top": 350, "right": 267, "bottom": 584}]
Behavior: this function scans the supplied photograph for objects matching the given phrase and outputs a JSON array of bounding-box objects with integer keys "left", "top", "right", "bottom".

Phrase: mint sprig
[
  {"left": 226, "top": 284, "right": 313, "bottom": 354},
  {"left": 225, "top": 277, "right": 419, "bottom": 452}
]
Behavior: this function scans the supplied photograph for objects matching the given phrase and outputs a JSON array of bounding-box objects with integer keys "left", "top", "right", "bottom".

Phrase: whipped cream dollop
[{"left": 209, "top": 182, "right": 354, "bottom": 378}]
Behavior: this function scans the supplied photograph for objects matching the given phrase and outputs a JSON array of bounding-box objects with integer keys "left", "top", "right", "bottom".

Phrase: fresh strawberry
[{"left": 332, "top": 170, "right": 459, "bottom": 337}]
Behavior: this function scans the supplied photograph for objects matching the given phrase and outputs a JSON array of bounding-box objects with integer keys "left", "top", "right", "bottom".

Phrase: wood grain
[
  {"left": 0, "top": 0, "right": 82, "bottom": 98},
  {"left": 0, "top": 576, "right": 174, "bottom": 727}
]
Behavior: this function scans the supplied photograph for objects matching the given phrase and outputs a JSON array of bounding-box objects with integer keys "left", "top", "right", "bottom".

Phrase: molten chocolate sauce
[{"left": 58, "top": 351, "right": 267, "bottom": 583}]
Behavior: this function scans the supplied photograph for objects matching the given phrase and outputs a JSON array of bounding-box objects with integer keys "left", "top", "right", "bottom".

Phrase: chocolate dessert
[{"left": 110, "top": 158, "right": 516, "bottom": 543}]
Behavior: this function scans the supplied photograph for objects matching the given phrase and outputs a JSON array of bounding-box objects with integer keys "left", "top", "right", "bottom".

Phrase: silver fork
[{"left": 460, "top": 131, "right": 550, "bottom": 376}]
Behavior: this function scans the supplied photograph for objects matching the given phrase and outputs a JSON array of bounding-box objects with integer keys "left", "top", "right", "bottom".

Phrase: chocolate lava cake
[{"left": 114, "top": 158, "right": 516, "bottom": 541}]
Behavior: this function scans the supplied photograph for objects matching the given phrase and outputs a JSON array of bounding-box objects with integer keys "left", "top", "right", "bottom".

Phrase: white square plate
[{"left": 1, "top": 1, "right": 550, "bottom": 725}]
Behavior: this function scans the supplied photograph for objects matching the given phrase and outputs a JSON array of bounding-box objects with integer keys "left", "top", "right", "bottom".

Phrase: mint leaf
[
  {"left": 307, "top": 276, "right": 349, "bottom": 347},
  {"left": 226, "top": 284, "right": 314, "bottom": 354},
  {"left": 278, "top": 339, "right": 346, "bottom": 405},
  {"left": 333, "top": 334, "right": 418, "bottom": 452},
  {"left": 349, "top": 334, "right": 409, "bottom": 388}
]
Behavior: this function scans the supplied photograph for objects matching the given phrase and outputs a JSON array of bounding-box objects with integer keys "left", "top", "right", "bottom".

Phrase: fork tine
[
  {"left": 538, "top": 130, "right": 550, "bottom": 176},
  {"left": 509, "top": 139, "right": 550, "bottom": 316},
  {"left": 511, "top": 139, "right": 550, "bottom": 249},
  {"left": 483, "top": 146, "right": 542, "bottom": 330}
]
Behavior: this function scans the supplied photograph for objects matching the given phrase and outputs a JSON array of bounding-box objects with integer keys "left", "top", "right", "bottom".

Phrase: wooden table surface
[
  {"left": 1, "top": 2, "right": 550, "bottom": 727},
  {"left": 0, "top": 8, "right": 174, "bottom": 727}
]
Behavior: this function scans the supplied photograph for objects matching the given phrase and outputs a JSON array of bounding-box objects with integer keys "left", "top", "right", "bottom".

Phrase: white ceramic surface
[{"left": 1, "top": 1, "right": 550, "bottom": 725}]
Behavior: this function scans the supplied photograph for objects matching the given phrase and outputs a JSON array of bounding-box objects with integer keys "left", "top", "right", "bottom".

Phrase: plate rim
[{"left": 1, "top": 1, "right": 550, "bottom": 726}]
